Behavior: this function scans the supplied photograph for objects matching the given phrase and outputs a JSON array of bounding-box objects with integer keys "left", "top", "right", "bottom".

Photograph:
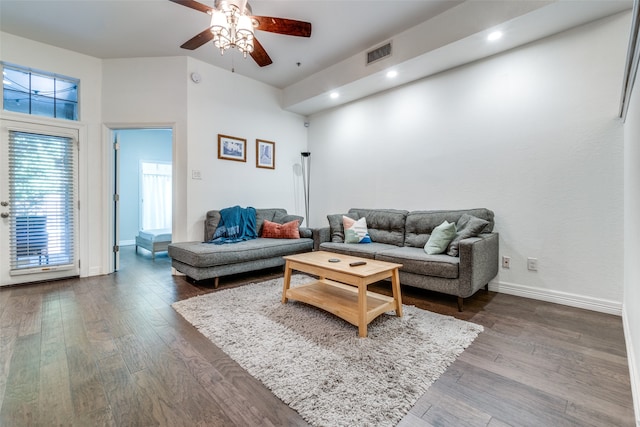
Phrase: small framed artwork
[
  {"left": 256, "top": 139, "right": 275, "bottom": 169},
  {"left": 218, "top": 134, "right": 246, "bottom": 162}
]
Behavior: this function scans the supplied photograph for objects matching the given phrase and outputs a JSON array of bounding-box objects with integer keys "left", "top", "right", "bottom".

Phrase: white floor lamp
[{"left": 301, "top": 152, "right": 311, "bottom": 226}]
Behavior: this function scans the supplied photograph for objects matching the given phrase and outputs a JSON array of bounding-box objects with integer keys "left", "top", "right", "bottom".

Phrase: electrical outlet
[
  {"left": 192, "top": 169, "right": 202, "bottom": 180},
  {"left": 502, "top": 256, "right": 511, "bottom": 269},
  {"left": 527, "top": 257, "right": 538, "bottom": 271}
]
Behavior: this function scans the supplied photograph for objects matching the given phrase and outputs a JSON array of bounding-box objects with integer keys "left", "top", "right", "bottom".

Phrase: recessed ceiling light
[
  {"left": 488, "top": 31, "right": 503, "bottom": 41},
  {"left": 330, "top": 92, "right": 339, "bottom": 99},
  {"left": 386, "top": 70, "right": 398, "bottom": 78}
]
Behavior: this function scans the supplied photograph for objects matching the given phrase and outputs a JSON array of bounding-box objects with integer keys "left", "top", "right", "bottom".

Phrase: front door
[{"left": 0, "top": 119, "right": 79, "bottom": 286}]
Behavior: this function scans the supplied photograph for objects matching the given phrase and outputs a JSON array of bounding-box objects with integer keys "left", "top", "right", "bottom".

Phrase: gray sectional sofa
[
  {"left": 316, "top": 208, "right": 499, "bottom": 311},
  {"left": 168, "top": 208, "right": 314, "bottom": 287}
]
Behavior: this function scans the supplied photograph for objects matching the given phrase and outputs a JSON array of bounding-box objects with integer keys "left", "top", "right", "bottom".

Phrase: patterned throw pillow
[
  {"left": 261, "top": 219, "right": 300, "bottom": 239},
  {"left": 343, "top": 216, "right": 372, "bottom": 243}
]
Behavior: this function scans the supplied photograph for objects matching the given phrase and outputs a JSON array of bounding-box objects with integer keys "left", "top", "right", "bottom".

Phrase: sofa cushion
[
  {"left": 376, "top": 247, "right": 460, "bottom": 279},
  {"left": 424, "top": 220, "right": 457, "bottom": 255},
  {"left": 327, "top": 212, "right": 358, "bottom": 243},
  {"left": 343, "top": 216, "right": 372, "bottom": 243},
  {"left": 347, "top": 209, "right": 408, "bottom": 246},
  {"left": 273, "top": 212, "right": 304, "bottom": 226},
  {"left": 404, "top": 208, "right": 495, "bottom": 248},
  {"left": 446, "top": 214, "right": 490, "bottom": 256},
  {"left": 204, "top": 210, "right": 223, "bottom": 241},
  {"left": 168, "top": 237, "right": 313, "bottom": 268},
  {"left": 261, "top": 220, "right": 300, "bottom": 239},
  {"left": 319, "top": 242, "right": 397, "bottom": 259}
]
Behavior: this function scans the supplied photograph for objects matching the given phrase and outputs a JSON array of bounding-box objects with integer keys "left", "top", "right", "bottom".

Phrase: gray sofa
[
  {"left": 316, "top": 208, "right": 499, "bottom": 311},
  {"left": 168, "top": 208, "right": 314, "bottom": 287}
]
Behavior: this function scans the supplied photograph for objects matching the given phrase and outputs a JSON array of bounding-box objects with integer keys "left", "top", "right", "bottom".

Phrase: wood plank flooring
[{"left": 0, "top": 246, "right": 635, "bottom": 426}]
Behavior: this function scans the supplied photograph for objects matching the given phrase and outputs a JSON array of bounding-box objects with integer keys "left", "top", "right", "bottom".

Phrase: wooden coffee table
[{"left": 281, "top": 251, "right": 403, "bottom": 338}]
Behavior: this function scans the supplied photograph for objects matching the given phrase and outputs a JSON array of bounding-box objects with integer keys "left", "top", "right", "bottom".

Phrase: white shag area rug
[{"left": 172, "top": 275, "right": 483, "bottom": 427}]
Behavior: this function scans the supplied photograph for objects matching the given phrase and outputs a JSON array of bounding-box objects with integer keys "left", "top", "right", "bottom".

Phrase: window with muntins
[{"left": 2, "top": 63, "right": 79, "bottom": 121}]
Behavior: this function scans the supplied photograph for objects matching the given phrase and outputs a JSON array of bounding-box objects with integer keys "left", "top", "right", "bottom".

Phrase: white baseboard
[
  {"left": 622, "top": 306, "right": 640, "bottom": 427},
  {"left": 489, "top": 280, "right": 622, "bottom": 316},
  {"left": 119, "top": 240, "right": 135, "bottom": 246}
]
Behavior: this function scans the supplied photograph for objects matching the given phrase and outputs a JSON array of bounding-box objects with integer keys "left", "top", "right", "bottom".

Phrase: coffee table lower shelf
[{"left": 285, "top": 279, "right": 396, "bottom": 329}]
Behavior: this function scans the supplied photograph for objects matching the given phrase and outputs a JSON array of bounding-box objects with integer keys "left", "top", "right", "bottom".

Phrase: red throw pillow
[{"left": 261, "top": 219, "right": 300, "bottom": 239}]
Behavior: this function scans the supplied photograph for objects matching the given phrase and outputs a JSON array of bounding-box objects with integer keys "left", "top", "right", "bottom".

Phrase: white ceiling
[{"left": 0, "top": 0, "right": 633, "bottom": 116}]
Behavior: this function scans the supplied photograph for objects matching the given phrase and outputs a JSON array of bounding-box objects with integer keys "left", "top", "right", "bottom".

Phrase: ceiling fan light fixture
[
  {"left": 173, "top": 0, "right": 311, "bottom": 67},
  {"left": 211, "top": 10, "right": 232, "bottom": 54},
  {"left": 235, "top": 15, "right": 255, "bottom": 57},
  {"left": 210, "top": 1, "right": 255, "bottom": 58}
]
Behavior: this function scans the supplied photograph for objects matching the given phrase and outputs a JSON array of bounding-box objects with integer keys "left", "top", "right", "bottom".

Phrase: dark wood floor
[{"left": 0, "top": 246, "right": 635, "bottom": 426}]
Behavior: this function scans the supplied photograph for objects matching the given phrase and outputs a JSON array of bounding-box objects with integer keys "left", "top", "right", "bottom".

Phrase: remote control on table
[{"left": 349, "top": 261, "right": 367, "bottom": 266}]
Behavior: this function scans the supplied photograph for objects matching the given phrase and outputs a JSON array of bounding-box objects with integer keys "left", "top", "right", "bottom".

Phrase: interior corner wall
[
  {"left": 307, "top": 13, "right": 629, "bottom": 311},
  {"left": 623, "top": 35, "right": 640, "bottom": 425},
  {"left": 184, "top": 57, "right": 308, "bottom": 241},
  {"left": 102, "top": 56, "right": 189, "bottom": 276},
  {"left": 0, "top": 32, "right": 103, "bottom": 277},
  {"left": 103, "top": 56, "right": 308, "bottom": 245}
]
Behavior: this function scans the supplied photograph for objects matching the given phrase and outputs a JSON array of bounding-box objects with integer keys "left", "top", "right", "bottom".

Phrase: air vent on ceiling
[{"left": 366, "top": 42, "right": 392, "bottom": 65}]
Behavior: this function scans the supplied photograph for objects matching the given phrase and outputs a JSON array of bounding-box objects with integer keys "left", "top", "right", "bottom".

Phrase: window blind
[{"left": 8, "top": 130, "right": 76, "bottom": 271}]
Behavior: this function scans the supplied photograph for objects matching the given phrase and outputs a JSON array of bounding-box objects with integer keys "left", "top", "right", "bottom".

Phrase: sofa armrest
[
  {"left": 458, "top": 232, "right": 499, "bottom": 297},
  {"left": 313, "top": 227, "right": 331, "bottom": 251}
]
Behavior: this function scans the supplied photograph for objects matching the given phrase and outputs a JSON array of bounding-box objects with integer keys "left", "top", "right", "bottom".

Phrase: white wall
[
  {"left": 623, "top": 34, "right": 640, "bottom": 425},
  {"left": 184, "top": 57, "right": 308, "bottom": 240},
  {"left": 0, "top": 32, "right": 103, "bottom": 277},
  {"left": 102, "top": 56, "right": 307, "bottom": 251},
  {"left": 307, "top": 13, "right": 629, "bottom": 313}
]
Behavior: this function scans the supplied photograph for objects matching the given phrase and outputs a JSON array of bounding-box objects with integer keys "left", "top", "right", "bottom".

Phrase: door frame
[{"left": 103, "top": 123, "right": 175, "bottom": 273}]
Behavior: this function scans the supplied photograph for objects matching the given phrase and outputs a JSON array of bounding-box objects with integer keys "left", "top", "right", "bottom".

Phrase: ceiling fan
[{"left": 169, "top": 0, "right": 312, "bottom": 67}]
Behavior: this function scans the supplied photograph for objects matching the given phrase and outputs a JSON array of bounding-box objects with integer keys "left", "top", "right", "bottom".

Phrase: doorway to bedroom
[{"left": 112, "top": 128, "right": 173, "bottom": 271}]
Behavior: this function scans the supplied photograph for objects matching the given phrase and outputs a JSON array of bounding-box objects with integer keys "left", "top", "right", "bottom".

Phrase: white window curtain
[{"left": 140, "top": 161, "right": 172, "bottom": 230}]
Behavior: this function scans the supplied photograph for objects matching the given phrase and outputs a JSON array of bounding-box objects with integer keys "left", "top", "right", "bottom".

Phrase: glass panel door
[{"left": 0, "top": 120, "right": 79, "bottom": 286}]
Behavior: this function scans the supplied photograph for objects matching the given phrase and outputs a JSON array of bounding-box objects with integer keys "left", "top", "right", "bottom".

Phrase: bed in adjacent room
[{"left": 135, "top": 229, "right": 172, "bottom": 259}]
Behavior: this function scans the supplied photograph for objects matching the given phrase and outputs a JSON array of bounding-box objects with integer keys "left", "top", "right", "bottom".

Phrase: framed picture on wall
[
  {"left": 218, "top": 134, "right": 246, "bottom": 162},
  {"left": 256, "top": 139, "right": 275, "bottom": 169}
]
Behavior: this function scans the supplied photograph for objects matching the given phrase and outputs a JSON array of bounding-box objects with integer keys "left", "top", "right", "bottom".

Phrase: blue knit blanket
[{"left": 209, "top": 206, "right": 257, "bottom": 244}]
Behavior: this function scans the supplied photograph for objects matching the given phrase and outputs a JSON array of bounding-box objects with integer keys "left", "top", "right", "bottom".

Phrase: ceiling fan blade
[
  {"left": 181, "top": 28, "right": 214, "bottom": 50},
  {"left": 169, "top": 0, "right": 213, "bottom": 14},
  {"left": 250, "top": 38, "right": 273, "bottom": 67},
  {"left": 252, "top": 16, "right": 312, "bottom": 37}
]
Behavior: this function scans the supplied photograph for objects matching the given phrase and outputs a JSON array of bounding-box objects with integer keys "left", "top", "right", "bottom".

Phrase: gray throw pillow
[
  {"left": 447, "top": 214, "right": 490, "bottom": 257},
  {"left": 273, "top": 213, "right": 304, "bottom": 226},
  {"left": 424, "top": 220, "right": 457, "bottom": 255}
]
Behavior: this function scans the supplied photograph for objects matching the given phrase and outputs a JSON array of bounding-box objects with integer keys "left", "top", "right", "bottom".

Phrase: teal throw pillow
[{"left": 424, "top": 220, "right": 457, "bottom": 255}]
